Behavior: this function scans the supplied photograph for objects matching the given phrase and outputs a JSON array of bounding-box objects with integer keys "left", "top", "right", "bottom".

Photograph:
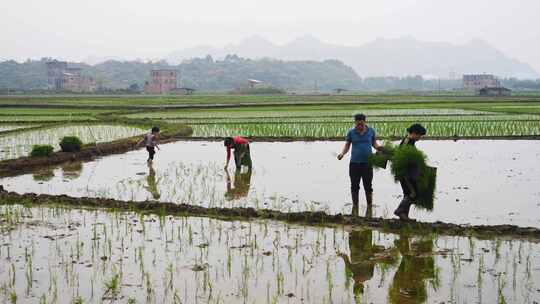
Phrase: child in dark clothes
[{"left": 138, "top": 126, "right": 160, "bottom": 162}]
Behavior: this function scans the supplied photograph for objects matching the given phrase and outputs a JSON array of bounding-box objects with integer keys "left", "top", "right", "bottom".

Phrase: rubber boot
[
  {"left": 365, "top": 191, "right": 373, "bottom": 207},
  {"left": 351, "top": 189, "right": 359, "bottom": 217},
  {"left": 364, "top": 204, "right": 373, "bottom": 218},
  {"left": 393, "top": 196, "right": 411, "bottom": 220}
]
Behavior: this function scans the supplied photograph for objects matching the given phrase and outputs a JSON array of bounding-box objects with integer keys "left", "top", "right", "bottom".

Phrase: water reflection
[
  {"left": 340, "top": 228, "right": 399, "bottom": 298},
  {"left": 145, "top": 162, "right": 160, "bottom": 199},
  {"left": 389, "top": 234, "right": 437, "bottom": 304},
  {"left": 225, "top": 168, "right": 252, "bottom": 200},
  {"left": 4, "top": 140, "right": 540, "bottom": 227},
  {"left": 1, "top": 203, "right": 538, "bottom": 303},
  {"left": 61, "top": 161, "right": 83, "bottom": 180},
  {"left": 32, "top": 168, "right": 55, "bottom": 182},
  {"left": 340, "top": 229, "right": 439, "bottom": 303}
]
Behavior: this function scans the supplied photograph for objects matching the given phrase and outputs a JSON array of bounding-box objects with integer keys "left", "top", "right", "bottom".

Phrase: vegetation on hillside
[{"left": 0, "top": 56, "right": 362, "bottom": 92}]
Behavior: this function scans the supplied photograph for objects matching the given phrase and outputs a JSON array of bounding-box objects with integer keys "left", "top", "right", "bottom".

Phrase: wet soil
[{"left": 1, "top": 186, "right": 539, "bottom": 241}]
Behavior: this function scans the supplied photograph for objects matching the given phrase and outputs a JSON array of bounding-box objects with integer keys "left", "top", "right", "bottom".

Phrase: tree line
[{"left": 1, "top": 56, "right": 539, "bottom": 93}]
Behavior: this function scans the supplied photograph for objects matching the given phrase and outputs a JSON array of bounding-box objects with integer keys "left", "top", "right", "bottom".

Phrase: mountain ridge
[{"left": 166, "top": 36, "right": 539, "bottom": 79}]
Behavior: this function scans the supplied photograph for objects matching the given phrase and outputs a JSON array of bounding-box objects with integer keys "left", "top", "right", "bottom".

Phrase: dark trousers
[
  {"left": 396, "top": 178, "right": 417, "bottom": 215},
  {"left": 146, "top": 146, "right": 156, "bottom": 160},
  {"left": 234, "top": 144, "right": 252, "bottom": 170},
  {"left": 349, "top": 162, "right": 373, "bottom": 205}
]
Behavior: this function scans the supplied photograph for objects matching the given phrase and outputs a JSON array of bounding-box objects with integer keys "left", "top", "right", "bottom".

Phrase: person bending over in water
[
  {"left": 224, "top": 136, "right": 252, "bottom": 170},
  {"left": 138, "top": 126, "right": 160, "bottom": 162},
  {"left": 393, "top": 123, "right": 427, "bottom": 220}
]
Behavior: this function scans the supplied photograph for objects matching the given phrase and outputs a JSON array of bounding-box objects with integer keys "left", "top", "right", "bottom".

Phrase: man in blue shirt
[{"left": 338, "top": 114, "right": 383, "bottom": 216}]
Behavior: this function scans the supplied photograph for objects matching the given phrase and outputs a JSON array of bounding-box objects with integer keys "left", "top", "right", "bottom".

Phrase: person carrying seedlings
[
  {"left": 224, "top": 136, "right": 252, "bottom": 170},
  {"left": 337, "top": 114, "right": 383, "bottom": 215},
  {"left": 138, "top": 126, "right": 160, "bottom": 162},
  {"left": 393, "top": 123, "right": 427, "bottom": 220}
]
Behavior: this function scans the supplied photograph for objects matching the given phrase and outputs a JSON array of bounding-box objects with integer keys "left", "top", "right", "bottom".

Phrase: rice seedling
[
  {"left": 0, "top": 204, "right": 534, "bottom": 303},
  {"left": 190, "top": 120, "right": 540, "bottom": 138},
  {"left": 126, "top": 107, "right": 491, "bottom": 120},
  {"left": 3, "top": 139, "right": 540, "bottom": 227}
]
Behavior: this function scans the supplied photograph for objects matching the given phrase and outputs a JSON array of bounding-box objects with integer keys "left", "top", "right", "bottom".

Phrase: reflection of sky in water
[
  {"left": 2, "top": 140, "right": 540, "bottom": 227},
  {"left": 1, "top": 205, "right": 539, "bottom": 304}
]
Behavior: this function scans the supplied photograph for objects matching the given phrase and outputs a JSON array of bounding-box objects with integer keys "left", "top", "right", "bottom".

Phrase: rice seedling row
[
  {"left": 164, "top": 114, "right": 540, "bottom": 125},
  {"left": 126, "top": 108, "right": 492, "bottom": 120},
  {"left": 190, "top": 120, "right": 540, "bottom": 138}
]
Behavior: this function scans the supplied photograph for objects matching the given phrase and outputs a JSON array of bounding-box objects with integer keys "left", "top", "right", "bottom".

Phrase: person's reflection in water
[
  {"left": 389, "top": 234, "right": 437, "bottom": 304},
  {"left": 32, "top": 167, "right": 55, "bottom": 182},
  {"left": 145, "top": 162, "right": 160, "bottom": 200},
  {"left": 339, "top": 228, "right": 398, "bottom": 299},
  {"left": 352, "top": 203, "right": 373, "bottom": 218},
  {"left": 224, "top": 168, "right": 252, "bottom": 200},
  {"left": 61, "top": 161, "right": 83, "bottom": 180}
]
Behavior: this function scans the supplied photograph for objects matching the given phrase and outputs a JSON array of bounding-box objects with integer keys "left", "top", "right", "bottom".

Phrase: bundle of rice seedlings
[
  {"left": 390, "top": 144, "right": 437, "bottom": 211},
  {"left": 369, "top": 151, "right": 390, "bottom": 169},
  {"left": 390, "top": 145, "right": 427, "bottom": 180},
  {"left": 368, "top": 141, "right": 396, "bottom": 169},
  {"left": 415, "top": 166, "right": 437, "bottom": 211}
]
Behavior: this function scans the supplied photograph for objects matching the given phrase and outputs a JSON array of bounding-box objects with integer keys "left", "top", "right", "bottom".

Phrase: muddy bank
[
  {"left": 0, "top": 124, "right": 192, "bottom": 177},
  {"left": 1, "top": 186, "right": 538, "bottom": 240}
]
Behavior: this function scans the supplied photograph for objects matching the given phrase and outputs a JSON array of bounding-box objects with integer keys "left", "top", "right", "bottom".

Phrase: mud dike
[{"left": 1, "top": 186, "right": 539, "bottom": 241}]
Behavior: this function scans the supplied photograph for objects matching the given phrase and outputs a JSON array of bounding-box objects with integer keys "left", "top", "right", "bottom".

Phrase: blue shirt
[{"left": 346, "top": 127, "right": 375, "bottom": 163}]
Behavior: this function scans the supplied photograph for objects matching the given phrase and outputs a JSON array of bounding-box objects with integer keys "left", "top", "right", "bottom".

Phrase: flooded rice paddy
[
  {"left": 2, "top": 140, "right": 540, "bottom": 228},
  {"left": 0, "top": 116, "right": 96, "bottom": 123},
  {"left": 0, "top": 125, "right": 144, "bottom": 161},
  {"left": 0, "top": 204, "right": 539, "bottom": 304},
  {"left": 125, "top": 108, "right": 491, "bottom": 120},
  {"left": 0, "top": 125, "right": 36, "bottom": 133}
]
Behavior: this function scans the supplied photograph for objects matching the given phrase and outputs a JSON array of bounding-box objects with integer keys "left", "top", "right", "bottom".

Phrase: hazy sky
[{"left": 1, "top": 0, "right": 540, "bottom": 72}]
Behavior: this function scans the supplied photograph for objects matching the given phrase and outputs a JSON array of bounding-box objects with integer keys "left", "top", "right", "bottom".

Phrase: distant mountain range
[{"left": 166, "top": 35, "right": 539, "bottom": 79}]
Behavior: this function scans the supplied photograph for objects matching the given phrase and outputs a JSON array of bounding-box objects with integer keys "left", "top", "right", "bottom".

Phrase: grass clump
[
  {"left": 30, "top": 145, "right": 54, "bottom": 157},
  {"left": 59, "top": 136, "right": 83, "bottom": 152}
]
